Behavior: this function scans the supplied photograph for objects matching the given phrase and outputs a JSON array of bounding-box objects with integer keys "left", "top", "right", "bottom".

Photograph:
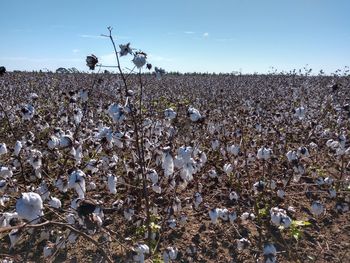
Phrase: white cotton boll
[
  {"left": 0, "top": 179, "right": 7, "bottom": 193},
  {"left": 264, "top": 243, "right": 277, "bottom": 263},
  {"left": 329, "top": 188, "right": 337, "bottom": 198},
  {"left": 277, "top": 189, "right": 285, "bottom": 199},
  {"left": 163, "top": 247, "right": 178, "bottom": 263},
  {"left": 66, "top": 213, "right": 76, "bottom": 225},
  {"left": 209, "top": 208, "right": 219, "bottom": 224},
  {"left": 218, "top": 208, "right": 229, "bottom": 221},
  {"left": 194, "top": 192, "right": 202, "bottom": 209},
  {"left": 147, "top": 169, "right": 159, "bottom": 184},
  {"left": 240, "top": 212, "right": 250, "bottom": 224},
  {"left": 87, "top": 181, "right": 96, "bottom": 192},
  {"left": 237, "top": 238, "right": 250, "bottom": 251},
  {"left": 107, "top": 174, "right": 117, "bottom": 194},
  {"left": 270, "top": 207, "right": 292, "bottom": 228},
  {"left": 270, "top": 180, "right": 277, "bottom": 190},
  {"left": 297, "top": 146, "right": 310, "bottom": 157},
  {"left": 68, "top": 170, "right": 86, "bottom": 198},
  {"left": 14, "top": 141, "right": 22, "bottom": 156},
  {"left": 59, "top": 135, "right": 73, "bottom": 148},
  {"left": 49, "top": 197, "right": 62, "bottom": 208},
  {"left": 309, "top": 142, "right": 318, "bottom": 149},
  {"left": 211, "top": 139, "right": 220, "bottom": 150},
  {"left": 0, "top": 212, "right": 18, "bottom": 227},
  {"left": 257, "top": 147, "right": 272, "bottom": 160},
  {"left": 229, "top": 191, "right": 239, "bottom": 201},
  {"left": 0, "top": 143, "right": 8, "bottom": 155},
  {"left": 295, "top": 106, "right": 306, "bottom": 119},
  {"left": 48, "top": 135, "right": 60, "bottom": 149},
  {"left": 43, "top": 245, "right": 54, "bottom": 258},
  {"left": 67, "top": 232, "right": 78, "bottom": 243},
  {"left": 0, "top": 166, "right": 13, "bottom": 179},
  {"left": 229, "top": 211, "right": 237, "bottom": 223},
  {"left": 152, "top": 184, "right": 162, "bottom": 194},
  {"left": 164, "top": 108, "right": 177, "bottom": 119},
  {"left": 37, "top": 181, "right": 50, "bottom": 201},
  {"left": 286, "top": 150, "right": 298, "bottom": 162},
  {"left": 9, "top": 229, "right": 20, "bottom": 248},
  {"left": 73, "top": 108, "right": 83, "bottom": 124},
  {"left": 311, "top": 201, "right": 324, "bottom": 217},
  {"left": 124, "top": 208, "right": 134, "bottom": 221},
  {"left": 35, "top": 168, "right": 42, "bottom": 179},
  {"left": 16, "top": 192, "right": 43, "bottom": 223},
  {"left": 227, "top": 145, "right": 240, "bottom": 156},
  {"left": 188, "top": 107, "right": 202, "bottom": 122},
  {"left": 132, "top": 54, "right": 147, "bottom": 68},
  {"left": 168, "top": 218, "right": 176, "bottom": 229},
  {"left": 324, "top": 176, "right": 334, "bottom": 185},
  {"left": 55, "top": 178, "right": 67, "bottom": 193},
  {"left": 162, "top": 147, "right": 174, "bottom": 177},
  {"left": 223, "top": 163, "right": 233, "bottom": 174},
  {"left": 74, "top": 145, "right": 83, "bottom": 165},
  {"left": 79, "top": 89, "right": 88, "bottom": 102},
  {"left": 208, "top": 168, "right": 217, "bottom": 178},
  {"left": 21, "top": 104, "right": 35, "bottom": 120}
]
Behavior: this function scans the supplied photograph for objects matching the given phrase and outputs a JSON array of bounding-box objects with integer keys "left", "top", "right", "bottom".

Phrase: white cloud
[
  {"left": 184, "top": 31, "right": 195, "bottom": 34},
  {"left": 73, "top": 49, "right": 80, "bottom": 53},
  {"left": 203, "top": 32, "right": 209, "bottom": 37}
]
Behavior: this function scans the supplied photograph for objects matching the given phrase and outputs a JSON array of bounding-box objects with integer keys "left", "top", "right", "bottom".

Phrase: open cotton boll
[
  {"left": 164, "top": 108, "right": 177, "bottom": 119},
  {"left": 49, "top": 197, "right": 62, "bottom": 208},
  {"left": 264, "top": 243, "right": 277, "bottom": 263},
  {"left": 68, "top": 169, "right": 86, "bottom": 198},
  {"left": 294, "top": 106, "right": 306, "bottom": 119},
  {"left": 270, "top": 207, "right": 292, "bottom": 228},
  {"left": 9, "top": 229, "right": 20, "bottom": 248},
  {"left": 16, "top": 192, "right": 43, "bottom": 223},
  {"left": 162, "top": 147, "right": 174, "bottom": 177},
  {"left": 43, "top": 244, "right": 54, "bottom": 258},
  {"left": 0, "top": 143, "right": 8, "bottom": 155},
  {"left": 311, "top": 201, "right": 324, "bottom": 217},
  {"left": 209, "top": 208, "right": 219, "bottom": 224},
  {"left": 146, "top": 169, "right": 159, "bottom": 184},
  {"left": 107, "top": 174, "right": 117, "bottom": 194},
  {"left": 133, "top": 243, "right": 150, "bottom": 263},
  {"left": 237, "top": 238, "right": 251, "bottom": 251},
  {"left": 108, "top": 103, "right": 125, "bottom": 123},
  {"left": 0, "top": 212, "right": 18, "bottom": 227},
  {"left": 0, "top": 166, "right": 13, "bottom": 179},
  {"left": 188, "top": 107, "right": 202, "bottom": 122},
  {"left": 163, "top": 247, "right": 178, "bottom": 263},
  {"left": 48, "top": 135, "right": 60, "bottom": 149},
  {"left": 257, "top": 147, "right": 272, "bottom": 160},
  {"left": 14, "top": 141, "right": 22, "bottom": 156},
  {"left": 132, "top": 53, "right": 147, "bottom": 68}
]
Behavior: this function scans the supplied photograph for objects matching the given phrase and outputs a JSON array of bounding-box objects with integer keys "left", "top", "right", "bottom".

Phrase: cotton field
[{"left": 0, "top": 57, "right": 350, "bottom": 261}]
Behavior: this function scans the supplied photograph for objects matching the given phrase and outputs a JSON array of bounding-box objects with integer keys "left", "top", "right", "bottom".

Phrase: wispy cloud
[
  {"left": 203, "top": 32, "right": 209, "bottom": 37},
  {"left": 72, "top": 49, "right": 80, "bottom": 53},
  {"left": 79, "top": 34, "right": 105, "bottom": 39},
  {"left": 184, "top": 31, "right": 195, "bottom": 34}
]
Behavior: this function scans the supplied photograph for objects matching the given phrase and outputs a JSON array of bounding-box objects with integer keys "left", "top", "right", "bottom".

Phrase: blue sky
[{"left": 0, "top": 0, "right": 349, "bottom": 74}]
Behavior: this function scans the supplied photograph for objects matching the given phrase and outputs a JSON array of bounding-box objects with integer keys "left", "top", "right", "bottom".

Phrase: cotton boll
[
  {"left": 152, "top": 184, "right": 162, "bottom": 194},
  {"left": 147, "top": 169, "right": 159, "bottom": 184},
  {"left": 0, "top": 212, "right": 18, "bottom": 227},
  {"left": 163, "top": 247, "right": 178, "bottom": 263},
  {"left": 16, "top": 192, "right": 43, "bottom": 223},
  {"left": 14, "top": 141, "right": 22, "bottom": 156},
  {"left": 9, "top": 229, "right": 20, "bottom": 248},
  {"left": 0, "top": 166, "right": 13, "bottom": 179},
  {"left": 68, "top": 170, "right": 86, "bottom": 198},
  {"left": 264, "top": 243, "right": 277, "bottom": 263},
  {"left": 237, "top": 238, "right": 250, "bottom": 251},
  {"left": 43, "top": 244, "right": 54, "bottom": 258},
  {"left": 162, "top": 147, "right": 174, "bottom": 177},
  {"left": 209, "top": 208, "right": 219, "bottom": 224},
  {"left": 49, "top": 197, "right": 62, "bottom": 208},
  {"left": 257, "top": 147, "right": 272, "bottom": 160},
  {"left": 311, "top": 201, "right": 324, "bottom": 217},
  {"left": 164, "top": 108, "right": 177, "bottom": 119},
  {"left": 188, "top": 107, "right": 202, "bottom": 122},
  {"left": 229, "top": 191, "right": 239, "bottom": 201},
  {"left": 0, "top": 143, "right": 7, "bottom": 156},
  {"left": 48, "top": 136, "right": 60, "bottom": 149},
  {"left": 107, "top": 174, "right": 117, "bottom": 194},
  {"left": 194, "top": 192, "right": 202, "bottom": 209}
]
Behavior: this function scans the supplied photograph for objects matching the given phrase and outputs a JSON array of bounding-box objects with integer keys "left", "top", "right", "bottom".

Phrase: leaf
[{"left": 292, "top": 220, "right": 311, "bottom": 227}]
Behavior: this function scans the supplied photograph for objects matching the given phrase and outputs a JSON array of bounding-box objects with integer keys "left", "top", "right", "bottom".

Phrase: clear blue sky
[{"left": 1, "top": 0, "right": 349, "bottom": 74}]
